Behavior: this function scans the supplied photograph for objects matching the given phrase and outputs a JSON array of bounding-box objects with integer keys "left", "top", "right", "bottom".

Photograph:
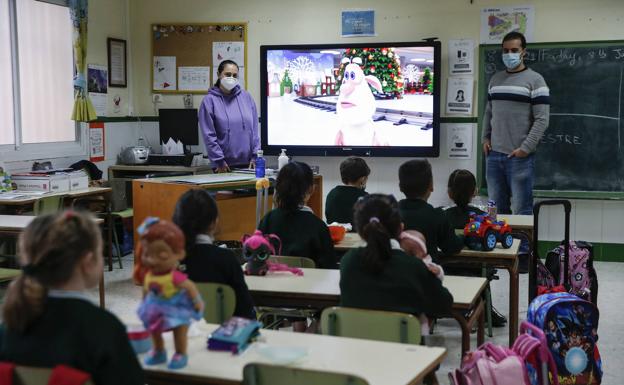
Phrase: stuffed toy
[{"left": 241, "top": 230, "right": 303, "bottom": 276}]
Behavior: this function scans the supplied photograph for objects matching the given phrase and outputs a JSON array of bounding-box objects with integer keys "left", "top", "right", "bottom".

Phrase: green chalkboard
[{"left": 478, "top": 41, "right": 624, "bottom": 199}]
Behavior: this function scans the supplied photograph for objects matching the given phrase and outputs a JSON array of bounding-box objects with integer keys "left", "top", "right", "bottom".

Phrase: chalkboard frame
[{"left": 477, "top": 40, "right": 624, "bottom": 200}]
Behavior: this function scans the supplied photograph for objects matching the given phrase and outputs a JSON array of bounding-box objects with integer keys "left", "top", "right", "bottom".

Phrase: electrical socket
[{"left": 152, "top": 94, "right": 163, "bottom": 103}]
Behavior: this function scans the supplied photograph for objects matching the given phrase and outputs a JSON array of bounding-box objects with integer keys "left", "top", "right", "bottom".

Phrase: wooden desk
[
  {"left": 444, "top": 240, "right": 521, "bottom": 345},
  {"left": 132, "top": 174, "right": 323, "bottom": 248},
  {"left": 500, "top": 214, "right": 535, "bottom": 305},
  {"left": 141, "top": 322, "right": 447, "bottom": 385},
  {"left": 245, "top": 269, "right": 486, "bottom": 356},
  {"left": 0, "top": 215, "right": 106, "bottom": 308},
  {"left": 0, "top": 187, "right": 112, "bottom": 207}
]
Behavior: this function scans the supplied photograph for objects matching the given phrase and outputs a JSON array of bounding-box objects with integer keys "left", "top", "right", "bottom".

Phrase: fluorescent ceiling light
[
  {"left": 410, "top": 58, "right": 426, "bottom": 62},
  {"left": 320, "top": 50, "right": 341, "bottom": 55}
]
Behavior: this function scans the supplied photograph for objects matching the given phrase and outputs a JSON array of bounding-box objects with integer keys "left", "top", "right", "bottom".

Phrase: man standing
[{"left": 482, "top": 31, "right": 550, "bottom": 270}]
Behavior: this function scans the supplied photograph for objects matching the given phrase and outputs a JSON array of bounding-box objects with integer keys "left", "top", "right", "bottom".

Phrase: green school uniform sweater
[
  {"left": 258, "top": 207, "right": 337, "bottom": 269},
  {"left": 340, "top": 246, "right": 453, "bottom": 317},
  {"left": 325, "top": 186, "right": 368, "bottom": 225},
  {"left": 0, "top": 296, "right": 143, "bottom": 385},
  {"left": 398, "top": 198, "right": 464, "bottom": 263},
  {"left": 444, "top": 205, "right": 486, "bottom": 230}
]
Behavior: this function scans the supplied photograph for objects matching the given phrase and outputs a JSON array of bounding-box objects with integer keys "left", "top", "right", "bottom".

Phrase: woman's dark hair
[
  {"left": 447, "top": 169, "right": 477, "bottom": 209},
  {"left": 353, "top": 194, "right": 402, "bottom": 274},
  {"left": 214, "top": 60, "right": 239, "bottom": 87},
  {"left": 274, "top": 161, "right": 313, "bottom": 211},
  {"left": 3, "top": 211, "right": 101, "bottom": 333},
  {"left": 173, "top": 189, "right": 219, "bottom": 255},
  {"left": 340, "top": 156, "right": 370, "bottom": 184}
]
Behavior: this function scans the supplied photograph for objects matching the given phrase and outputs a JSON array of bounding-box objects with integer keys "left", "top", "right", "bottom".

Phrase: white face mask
[{"left": 220, "top": 76, "right": 239, "bottom": 91}]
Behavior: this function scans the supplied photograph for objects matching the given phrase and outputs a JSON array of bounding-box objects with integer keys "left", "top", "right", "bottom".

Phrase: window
[{"left": 2, "top": 0, "right": 82, "bottom": 160}]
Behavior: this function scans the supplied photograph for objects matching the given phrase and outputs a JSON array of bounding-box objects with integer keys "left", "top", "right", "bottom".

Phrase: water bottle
[
  {"left": 487, "top": 200, "right": 497, "bottom": 220},
  {"left": 255, "top": 150, "right": 266, "bottom": 178},
  {"left": 278, "top": 149, "right": 289, "bottom": 171}
]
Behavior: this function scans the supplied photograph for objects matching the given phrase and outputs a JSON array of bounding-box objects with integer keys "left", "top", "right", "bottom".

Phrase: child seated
[
  {"left": 0, "top": 211, "right": 143, "bottom": 385},
  {"left": 258, "top": 161, "right": 337, "bottom": 268},
  {"left": 325, "top": 156, "right": 370, "bottom": 227},
  {"left": 398, "top": 159, "right": 464, "bottom": 264},
  {"left": 443, "top": 169, "right": 485, "bottom": 229},
  {"left": 173, "top": 189, "right": 255, "bottom": 319},
  {"left": 340, "top": 194, "right": 453, "bottom": 324}
]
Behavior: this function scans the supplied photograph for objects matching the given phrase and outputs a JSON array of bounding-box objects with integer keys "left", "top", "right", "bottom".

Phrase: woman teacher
[{"left": 199, "top": 60, "right": 260, "bottom": 173}]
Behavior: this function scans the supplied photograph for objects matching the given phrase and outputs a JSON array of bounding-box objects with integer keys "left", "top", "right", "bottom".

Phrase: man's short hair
[
  {"left": 398, "top": 159, "right": 432, "bottom": 199},
  {"left": 502, "top": 31, "right": 526, "bottom": 49},
  {"left": 340, "top": 156, "right": 370, "bottom": 184}
]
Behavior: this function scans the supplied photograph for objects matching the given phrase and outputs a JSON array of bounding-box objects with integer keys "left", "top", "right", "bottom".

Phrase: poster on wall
[
  {"left": 87, "top": 64, "right": 107, "bottom": 117},
  {"left": 212, "top": 41, "right": 245, "bottom": 86},
  {"left": 89, "top": 122, "right": 105, "bottom": 162},
  {"left": 341, "top": 9, "right": 375, "bottom": 37},
  {"left": 178, "top": 66, "right": 210, "bottom": 91},
  {"left": 448, "top": 39, "right": 475, "bottom": 75},
  {"left": 447, "top": 123, "right": 473, "bottom": 159},
  {"left": 153, "top": 56, "right": 177, "bottom": 90},
  {"left": 480, "top": 5, "right": 535, "bottom": 44},
  {"left": 446, "top": 77, "right": 474, "bottom": 115}
]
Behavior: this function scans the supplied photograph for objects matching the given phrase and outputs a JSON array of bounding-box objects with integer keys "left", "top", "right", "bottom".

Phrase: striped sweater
[{"left": 482, "top": 67, "right": 550, "bottom": 154}]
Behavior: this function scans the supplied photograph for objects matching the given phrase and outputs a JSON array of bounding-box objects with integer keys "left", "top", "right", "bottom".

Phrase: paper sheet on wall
[
  {"left": 87, "top": 64, "right": 108, "bottom": 116},
  {"left": 153, "top": 56, "right": 177, "bottom": 90},
  {"left": 178, "top": 66, "right": 210, "bottom": 91},
  {"left": 213, "top": 42, "right": 244, "bottom": 67},
  {"left": 446, "top": 77, "right": 474, "bottom": 115},
  {"left": 480, "top": 5, "right": 535, "bottom": 44},
  {"left": 447, "top": 123, "right": 473, "bottom": 159},
  {"left": 448, "top": 39, "right": 475, "bottom": 75}
]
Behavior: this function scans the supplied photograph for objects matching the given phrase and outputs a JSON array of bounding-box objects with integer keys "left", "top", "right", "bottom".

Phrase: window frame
[{"left": 2, "top": 0, "right": 87, "bottom": 162}]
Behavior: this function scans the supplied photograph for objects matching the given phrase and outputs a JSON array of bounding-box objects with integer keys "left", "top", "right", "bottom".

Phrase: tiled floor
[{"left": 87, "top": 257, "right": 621, "bottom": 385}]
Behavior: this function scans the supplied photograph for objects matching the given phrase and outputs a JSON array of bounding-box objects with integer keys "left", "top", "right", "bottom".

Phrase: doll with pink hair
[{"left": 136, "top": 217, "right": 203, "bottom": 370}]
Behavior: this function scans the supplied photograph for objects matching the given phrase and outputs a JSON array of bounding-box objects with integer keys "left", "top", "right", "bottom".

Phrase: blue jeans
[{"left": 486, "top": 151, "right": 535, "bottom": 254}]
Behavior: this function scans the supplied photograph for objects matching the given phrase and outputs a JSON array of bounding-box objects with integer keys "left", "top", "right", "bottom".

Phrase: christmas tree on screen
[{"left": 336, "top": 47, "right": 404, "bottom": 99}]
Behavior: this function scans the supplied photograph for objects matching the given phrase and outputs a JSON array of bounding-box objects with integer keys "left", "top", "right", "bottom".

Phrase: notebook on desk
[{"left": 168, "top": 173, "right": 256, "bottom": 185}]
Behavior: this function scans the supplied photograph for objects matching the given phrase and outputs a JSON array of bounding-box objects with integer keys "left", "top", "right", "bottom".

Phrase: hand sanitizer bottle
[
  {"left": 255, "top": 150, "right": 266, "bottom": 178},
  {"left": 278, "top": 149, "right": 289, "bottom": 171}
]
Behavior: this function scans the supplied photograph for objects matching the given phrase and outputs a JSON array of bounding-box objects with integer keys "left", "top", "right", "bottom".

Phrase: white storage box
[
  {"left": 12, "top": 174, "right": 70, "bottom": 193},
  {"left": 68, "top": 171, "right": 89, "bottom": 191}
]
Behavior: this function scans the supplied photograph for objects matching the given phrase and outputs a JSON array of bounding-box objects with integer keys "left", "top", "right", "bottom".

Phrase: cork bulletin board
[{"left": 151, "top": 23, "right": 247, "bottom": 94}]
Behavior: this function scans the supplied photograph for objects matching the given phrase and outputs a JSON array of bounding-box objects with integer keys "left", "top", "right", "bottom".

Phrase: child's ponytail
[
  {"left": 353, "top": 194, "right": 402, "bottom": 274},
  {"left": 2, "top": 211, "right": 101, "bottom": 333}
]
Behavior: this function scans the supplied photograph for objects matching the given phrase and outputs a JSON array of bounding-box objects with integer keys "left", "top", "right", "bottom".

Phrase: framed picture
[{"left": 107, "top": 38, "right": 127, "bottom": 87}]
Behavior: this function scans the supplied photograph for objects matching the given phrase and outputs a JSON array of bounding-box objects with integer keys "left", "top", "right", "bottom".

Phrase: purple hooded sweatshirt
[{"left": 199, "top": 85, "right": 260, "bottom": 168}]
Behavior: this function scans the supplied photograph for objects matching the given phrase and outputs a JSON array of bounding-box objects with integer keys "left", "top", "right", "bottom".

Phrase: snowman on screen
[{"left": 335, "top": 57, "right": 386, "bottom": 146}]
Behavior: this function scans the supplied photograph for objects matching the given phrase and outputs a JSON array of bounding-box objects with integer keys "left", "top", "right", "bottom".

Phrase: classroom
[{"left": 0, "top": 0, "right": 622, "bottom": 384}]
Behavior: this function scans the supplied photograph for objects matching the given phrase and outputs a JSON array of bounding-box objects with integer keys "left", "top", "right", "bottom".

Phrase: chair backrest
[
  {"left": 195, "top": 282, "right": 236, "bottom": 324},
  {"left": 320, "top": 306, "right": 421, "bottom": 345},
  {"left": 0, "top": 268, "right": 20, "bottom": 283},
  {"left": 243, "top": 363, "right": 369, "bottom": 385},
  {"left": 14, "top": 366, "right": 94, "bottom": 385},
  {"left": 33, "top": 195, "right": 65, "bottom": 216},
  {"left": 268, "top": 256, "right": 316, "bottom": 268}
]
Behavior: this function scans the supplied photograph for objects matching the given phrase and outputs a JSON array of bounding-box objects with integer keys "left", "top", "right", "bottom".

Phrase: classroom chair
[
  {"left": 196, "top": 282, "right": 236, "bottom": 324},
  {"left": 33, "top": 195, "right": 65, "bottom": 216},
  {"left": 7, "top": 365, "right": 94, "bottom": 385},
  {"left": 0, "top": 268, "right": 20, "bottom": 283},
  {"left": 320, "top": 306, "right": 421, "bottom": 345},
  {"left": 268, "top": 255, "right": 316, "bottom": 268},
  {"left": 243, "top": 363, "right": 369, "bottom": 385}
]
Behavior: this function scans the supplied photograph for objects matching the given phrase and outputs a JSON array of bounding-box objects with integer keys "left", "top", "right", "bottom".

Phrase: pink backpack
[{"left": 450, "top": 322, "right": 559, "bottom": 385}]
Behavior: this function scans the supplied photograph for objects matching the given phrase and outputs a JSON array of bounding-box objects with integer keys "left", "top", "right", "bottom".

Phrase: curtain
[{"left": 69, "top": 0, "right": 96, "bottom": 121}]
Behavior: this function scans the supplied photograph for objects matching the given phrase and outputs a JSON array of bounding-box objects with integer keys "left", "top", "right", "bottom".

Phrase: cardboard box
[
  {"left": 12, "top": 174, "right": 70, "bottom": 192},
  {"left": 69, "top": 172, "right": 89, "bottom": 191}
]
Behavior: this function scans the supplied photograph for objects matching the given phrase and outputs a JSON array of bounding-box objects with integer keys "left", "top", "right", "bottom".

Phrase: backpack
[
  {"left": 527, "top": 292, "right": 602, "bottom": 385},
  {"left": 544, "top": 241, "right": 598, "bottom": 303},
  {"left": 449, "top": 343, "right": 530, "bottom": 385}
]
